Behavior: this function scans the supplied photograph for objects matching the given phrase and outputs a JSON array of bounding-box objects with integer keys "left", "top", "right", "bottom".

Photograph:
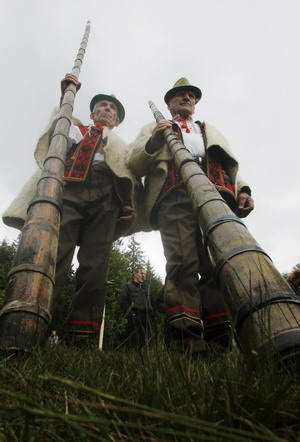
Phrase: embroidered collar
[
  {"left": 173, "top": 115, "right": 195, "bottom": 133},
  {"left": 173, "top": 115, "right": 193, "bottom": 123},
  {"left": 88, "top": 122, "right": 104, "bottom": 132}
]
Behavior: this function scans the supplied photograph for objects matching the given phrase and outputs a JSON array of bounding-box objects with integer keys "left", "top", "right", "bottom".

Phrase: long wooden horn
[
  {"left": 0, "top": 22, "right": 91, "bottom": 352},
  {"left": 149, "top": 100, "right": 300, "bottom": 364}
]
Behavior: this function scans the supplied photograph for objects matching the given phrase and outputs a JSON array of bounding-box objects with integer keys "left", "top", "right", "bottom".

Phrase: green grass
[{"left": 0, "top": 342, "right": 299, "bottom": 441}]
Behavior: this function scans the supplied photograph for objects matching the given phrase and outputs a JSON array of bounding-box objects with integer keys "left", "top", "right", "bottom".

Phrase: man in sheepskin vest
[
  {"left": 3, "top": 74, "right": 142, "bottom": 348},
  {"left": 128, "top": 78, "right": 254, "bottom": 354}
]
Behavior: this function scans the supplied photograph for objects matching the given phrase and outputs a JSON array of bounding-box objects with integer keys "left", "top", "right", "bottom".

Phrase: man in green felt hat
[
  {"left": 3, "top": 73, "right": 142, "bottom": 348},
  {"left": 128, "top": 77, "right": 254, "bottom": 355}
]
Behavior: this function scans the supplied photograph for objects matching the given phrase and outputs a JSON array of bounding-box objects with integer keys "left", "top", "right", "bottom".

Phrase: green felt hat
[
  {"left": 164, "top": 78, "right": 202, "bottom": 104},
  {"left": 90, "top": 94, "right": 125, "bottom": 122}
]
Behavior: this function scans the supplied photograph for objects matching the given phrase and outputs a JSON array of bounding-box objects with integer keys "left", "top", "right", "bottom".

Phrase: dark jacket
[{"left": 120, "top": 281, "right": 153, "bottom": 314}]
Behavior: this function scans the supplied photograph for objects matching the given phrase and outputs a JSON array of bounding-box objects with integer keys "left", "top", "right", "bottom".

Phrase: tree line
[{"left": 0, "top": 236, "right": 164, "bottom": 348}]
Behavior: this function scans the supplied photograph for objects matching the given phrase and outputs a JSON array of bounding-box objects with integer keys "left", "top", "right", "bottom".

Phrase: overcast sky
[{"left": 1, "top": 0, "right": 300, "bottom": 280}]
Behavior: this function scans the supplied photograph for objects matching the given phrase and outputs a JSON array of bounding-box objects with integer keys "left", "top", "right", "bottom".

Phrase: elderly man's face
[
  {"left": 90, "top": 100, "right": 120, "bottom": 129},
  {"left": 168, "top": 90, "right": 196, "bottom": 118}
]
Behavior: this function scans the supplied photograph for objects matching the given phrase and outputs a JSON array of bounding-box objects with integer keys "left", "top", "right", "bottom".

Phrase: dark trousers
[
  {"left": 157, "top": 186, "right": 231, "bottom": 352},
  {"left": 123, "top": 310, "right": 153, "bottom": 348},
  {"left": 52, "top": 169, "right": 120, "bottom": 338}
]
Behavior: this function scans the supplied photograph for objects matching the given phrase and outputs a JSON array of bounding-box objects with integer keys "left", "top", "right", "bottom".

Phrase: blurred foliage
[
  {"left": 282, "top": 262, "right": 300, "bottom": 280},
  {"left": 104, "top": 240, "right": 132, "bottom": 348},
  {"left": 0, "top": 237, "right": 18, "bottom": 308}
]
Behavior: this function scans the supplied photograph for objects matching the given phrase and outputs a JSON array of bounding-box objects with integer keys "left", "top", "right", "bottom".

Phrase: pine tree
[
  {"left": 124, "top": 235, "right": 146, "bottom": 273},
  {"left": 145, "top": 259, "right": 164, "bottom": 329},
  {"left": 104, "top": 240, "right": 132, "bottom": 347},
  {"left": 145, "top": 259, "right": 163, "bottom": 305},
  {"left": 50, "top": 266, "right": 76, "bottom": 335},
  {"left": 0, "top": 238, "right": 18, "bottom": 307}
]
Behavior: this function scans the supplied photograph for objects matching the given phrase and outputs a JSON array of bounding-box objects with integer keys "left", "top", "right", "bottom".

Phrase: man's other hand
[
  {"left": 235, "top": 192, "right": 254, "bottom": 218},
  {"left": 118, "top": 205, "right": 135, "bottom": 223}
]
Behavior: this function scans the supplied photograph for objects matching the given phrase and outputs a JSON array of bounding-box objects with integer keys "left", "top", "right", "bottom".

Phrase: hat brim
[
  {"left": 90, "top": 94, "right": 125, "bottom": 122},
  {"left": 164, "top": 85, "right": 202, "bottom": 104}
]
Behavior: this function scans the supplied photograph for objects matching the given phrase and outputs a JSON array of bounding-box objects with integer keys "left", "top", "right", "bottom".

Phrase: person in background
[
  {"left": 120, "top": 267, "right": 154, "bottom": 347},
  {"left": 47, "top": 330, "right": 59, "bottom": 345}
]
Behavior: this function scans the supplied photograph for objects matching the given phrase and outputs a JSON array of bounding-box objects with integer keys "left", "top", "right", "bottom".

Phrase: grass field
[{"left": 0, "top": 339, "right": 299, "bottom": 441}]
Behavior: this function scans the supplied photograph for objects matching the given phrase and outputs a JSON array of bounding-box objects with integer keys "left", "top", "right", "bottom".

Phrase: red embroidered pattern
[
  {"left": 176, "top": 118, "right": 191, "bottom": 133},
  {"left": 64, "top": 125, "right": 103, "bottom": 181},
  {"left": 207, "top": 156, "right": 235, "bottom": 194},
  {"left": 165, "top": 304, "right": 201, "bottom": 314},
  {"left": 156, "top": 122, "right": 235, "bottom": 203},
  {"left": 67, "top": 320, "right": 101, "bottom": 327},
  {"left": 203, "top": 312, "right": 229, "bottom": 320}
]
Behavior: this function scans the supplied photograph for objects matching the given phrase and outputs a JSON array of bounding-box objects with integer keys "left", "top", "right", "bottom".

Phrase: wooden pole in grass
[
  {"left": 99, "top": 305, "right": 105, "bottom": 351},
  {"left": 149, "top": 100, "right": 300, "bottom": 363},
  {"left": 0, "top": 22, "right": 91, "bottom": 352}
]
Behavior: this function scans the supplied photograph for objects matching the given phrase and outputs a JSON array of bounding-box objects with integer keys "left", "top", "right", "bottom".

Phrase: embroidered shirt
[{"left": 173, "top": 115, "right": 205, "bottom": 160}]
